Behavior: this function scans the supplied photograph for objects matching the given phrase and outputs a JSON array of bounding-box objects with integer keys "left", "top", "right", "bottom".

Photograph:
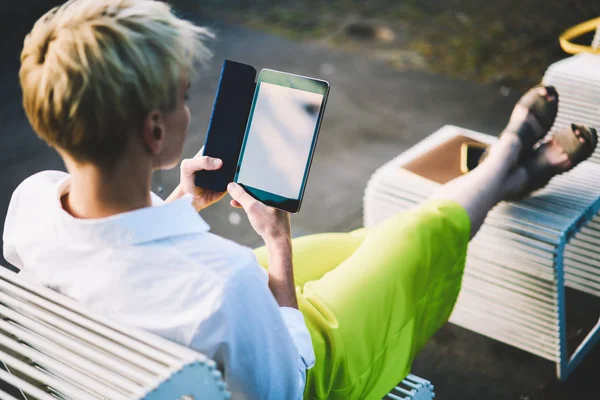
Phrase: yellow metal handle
[{"left": 559, "top": 17, "right": 600, "bottom": 55}]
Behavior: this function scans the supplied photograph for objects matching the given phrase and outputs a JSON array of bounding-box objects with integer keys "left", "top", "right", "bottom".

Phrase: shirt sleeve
[
  {"left": 189, "top": 264, "right": 312, "bottom": 400},
  {"left": 279, "top": 307, "right": 316, "bottom": 392}
]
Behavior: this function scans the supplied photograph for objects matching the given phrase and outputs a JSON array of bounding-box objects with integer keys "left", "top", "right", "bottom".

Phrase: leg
[
  {"left": 432, "top": 122, "right": 597, "bottom": 238},
  {"left": 295, "top": 201, "right": 471, "bottom": 399},
  {"left": 253, "top": 138, "right": 594, "bottom": 399},
  {"left": 431, "top": 131, "right": 523, "bottom": 237},
  {"left": 432, "top": 87, "right": 596, "bottom": 237}
]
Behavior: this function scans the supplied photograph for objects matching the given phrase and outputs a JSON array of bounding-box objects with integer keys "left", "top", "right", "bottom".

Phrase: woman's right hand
[
  {"left": 228, "top": 182, "right": 297, "bottom": 309},
  {"left": 227, "top": 182, "right": 291, "bottom": 242}
]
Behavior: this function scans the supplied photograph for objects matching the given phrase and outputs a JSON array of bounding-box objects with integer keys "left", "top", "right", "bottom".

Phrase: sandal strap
[
  {"left": 504, "top": 85, "right": 558, "bottom": 150},
  {"left": 476, "top": 85, "right": 559, "bottom": 168},
  {"left": 518, "top": 85, "right": 559, "bottom": 133}
]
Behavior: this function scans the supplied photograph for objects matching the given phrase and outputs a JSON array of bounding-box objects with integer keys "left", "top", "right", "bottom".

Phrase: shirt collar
[{"left": 53, "top": 176, "right": 210, "bottom": 247}]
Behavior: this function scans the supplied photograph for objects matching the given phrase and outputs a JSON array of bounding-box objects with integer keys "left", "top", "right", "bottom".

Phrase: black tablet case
[{"left": 194, "top": 60, "right": 257, "bottom": 192}]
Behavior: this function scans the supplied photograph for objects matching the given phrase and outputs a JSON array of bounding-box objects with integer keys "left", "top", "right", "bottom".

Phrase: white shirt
[{"left": 2, "top": 171, "right": 315, "bottom": 399}]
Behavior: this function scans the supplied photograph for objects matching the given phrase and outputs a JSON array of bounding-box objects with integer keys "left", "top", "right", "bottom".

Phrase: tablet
[
  {"left": 234, "top": 69, "right": 330, "bottom": 213},
  {"left": 194, "top": 60, "right": 256, "bottom": 192}
]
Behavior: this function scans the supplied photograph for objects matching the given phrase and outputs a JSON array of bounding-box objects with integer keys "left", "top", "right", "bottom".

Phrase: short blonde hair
[{"left": 19, "top": 0, "right": 212, "bottom": 166}]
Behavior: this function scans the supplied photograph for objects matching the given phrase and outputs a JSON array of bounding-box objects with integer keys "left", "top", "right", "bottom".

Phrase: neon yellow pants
[{"left": 253, "top": 200, "right": 471, "bottom": 399}]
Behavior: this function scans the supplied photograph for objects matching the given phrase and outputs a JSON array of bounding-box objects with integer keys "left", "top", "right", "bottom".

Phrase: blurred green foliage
[{"left": 175, "top": 0, "right": 600, "bottom": 88}]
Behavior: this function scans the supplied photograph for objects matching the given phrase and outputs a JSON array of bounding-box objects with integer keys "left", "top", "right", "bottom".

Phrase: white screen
[{"left": 236, "top": 82, "right": 324, "bottom": 199}]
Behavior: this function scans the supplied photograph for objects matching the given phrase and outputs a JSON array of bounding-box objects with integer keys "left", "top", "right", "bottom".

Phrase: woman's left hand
[{"left": 167, "top": 150, "right": 227, "bottom": 212}]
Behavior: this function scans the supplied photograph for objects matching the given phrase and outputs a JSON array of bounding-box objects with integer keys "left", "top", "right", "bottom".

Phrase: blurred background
[
  {"left": 198, "top": 0, "right": 600, "bottom": 89},
  {"left": 2, "top": 1, "right": 600, "bottom": 399}
]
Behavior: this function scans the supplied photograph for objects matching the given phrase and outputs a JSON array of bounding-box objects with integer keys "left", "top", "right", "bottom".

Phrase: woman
[{"left": 4, "top": 0, "right": 597, "bottom": 398}]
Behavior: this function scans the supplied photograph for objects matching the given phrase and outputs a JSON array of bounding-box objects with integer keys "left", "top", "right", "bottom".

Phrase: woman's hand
[
  {"left": 167, "top": 150, "right": 227, "bottom": 212},
  {"left": 227, "top": 182, "right": 291, "bottom": 242},
  {"left": 228, "top": 182, "right": 297, "bottom": 308}
]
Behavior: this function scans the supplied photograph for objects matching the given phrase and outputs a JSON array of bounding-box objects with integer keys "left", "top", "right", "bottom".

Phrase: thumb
[
  {"left": 227, "top": 182, "right": 255, "bottom": 209},
  {"left": 181, "top": 156, "right": 222, "bottom": 177}
]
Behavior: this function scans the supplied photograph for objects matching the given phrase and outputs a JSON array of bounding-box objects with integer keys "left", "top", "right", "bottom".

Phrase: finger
[
  {"left": 229, "top": 200, "right": 243, "bottom": 208},
  {"left": 227, "top": 182, "right": 256, "bottom": 209},
  {"left": 181, "top": 156, "right": 222, "bottom": 175}
]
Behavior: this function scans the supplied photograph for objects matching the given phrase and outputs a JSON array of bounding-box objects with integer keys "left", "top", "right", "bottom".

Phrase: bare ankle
[
  {"left": 485, "top": 131, "right": 521, "bottom": 167},
  {"left": 499, "top": 130, "right": 522, "bottom": 153}
]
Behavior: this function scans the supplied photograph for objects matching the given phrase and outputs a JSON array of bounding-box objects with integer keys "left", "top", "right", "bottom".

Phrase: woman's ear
[{"left": 142, "top": 109, "right": 164, "bottom": 154}]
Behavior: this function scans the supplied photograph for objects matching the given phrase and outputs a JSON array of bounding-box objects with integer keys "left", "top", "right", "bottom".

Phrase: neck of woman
[{"left": 62, "top": 157, "right": 154, "bottom": 219}]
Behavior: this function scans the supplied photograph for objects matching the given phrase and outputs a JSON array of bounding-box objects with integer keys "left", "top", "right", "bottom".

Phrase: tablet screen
[{"left": 236, "top": 81, "right": 324, "bottom": 200}]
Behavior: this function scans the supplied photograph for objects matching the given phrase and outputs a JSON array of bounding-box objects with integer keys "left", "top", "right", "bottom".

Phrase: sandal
[
  {"left": 479, "top": 85, "right": 559, "bottom": 165},
  {"left": 519, "top": 123, "right": 597, "bottom": 196}
]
